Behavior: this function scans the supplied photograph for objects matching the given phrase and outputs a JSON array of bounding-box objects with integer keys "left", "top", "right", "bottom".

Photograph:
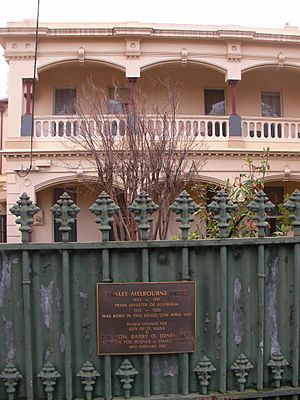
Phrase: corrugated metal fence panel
[{"left": 0, "top": 240, "right": 299, "bottom": 398}]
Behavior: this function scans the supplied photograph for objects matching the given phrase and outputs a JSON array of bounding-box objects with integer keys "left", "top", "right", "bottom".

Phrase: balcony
[
  {"left": 33, "top": 114, "right": 300, "bottom": 143},
  {"left": 34, "top": 115, "right": 230, "bottom": 140},
  {"left": 242, "top": 117, "right": 300, "bottom": 141}
]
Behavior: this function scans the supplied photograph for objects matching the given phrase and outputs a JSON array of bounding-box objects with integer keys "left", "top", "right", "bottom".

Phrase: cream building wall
[{"left": 2, "top": 21, "right": 300, "bottom": 242}]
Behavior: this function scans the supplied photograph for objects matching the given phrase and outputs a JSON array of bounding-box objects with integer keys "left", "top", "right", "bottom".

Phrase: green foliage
[
  {"left": 272, "top": 194, "right": 292, "bottom": 236},
  {"left": 193, "top": 149, "right": 272, "bottom": 238}
]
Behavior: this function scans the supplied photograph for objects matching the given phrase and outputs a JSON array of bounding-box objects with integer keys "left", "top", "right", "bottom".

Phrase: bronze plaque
[{"left": 97, "top": 281, "right": 196, "bottom": 355}]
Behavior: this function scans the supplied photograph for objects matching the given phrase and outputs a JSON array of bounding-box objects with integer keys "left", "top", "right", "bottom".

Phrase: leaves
[{"left": 193, "top": 149, "right": 271, "bottom": 238}]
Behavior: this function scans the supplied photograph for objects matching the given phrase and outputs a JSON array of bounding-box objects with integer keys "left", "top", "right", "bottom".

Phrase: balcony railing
[
  {"left": 34, "top": 115, "right": 300, "bottom": 142},
  {"left": 34, "top": 115, "right": 229, "bottom": 140},
  {"left": 242, "top": 117, "right": 300, "bottom": 141}
]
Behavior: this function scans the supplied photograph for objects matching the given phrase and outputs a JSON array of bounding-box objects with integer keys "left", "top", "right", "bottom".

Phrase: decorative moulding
[
  {"left": 278, "top": 52, "right": 285, "bottom": 67},
  {"left": 125, "top": 39, "right": 141, "bottom": 59},
  {"left": 181, "top": 48, "right": 188, "bottom": 64},
  {"left": 78, "top": 47, "right": 85, "bottom": 63},
  {"left": 227, "top": 41, "right": 242, "bottom": 62}
]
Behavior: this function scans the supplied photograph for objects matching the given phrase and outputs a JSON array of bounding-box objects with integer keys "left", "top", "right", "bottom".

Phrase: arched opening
[
  {"left": 34, "top": 61, "right": 128, "bottom": 139},
  {"left": 139, "top": 61, "right": 227, "bottom": 115},
  {"left": 264, "top": 177, "right": 300, "bottom": 235},
  {"left": 240, "top": 65, "right": 300, "bottom": 140},
  {"left": 137, "top": 62, "right": 229, "bottom": 139},
  {"left": 35, "top": 181, "right": 102, "bottom": 243}
]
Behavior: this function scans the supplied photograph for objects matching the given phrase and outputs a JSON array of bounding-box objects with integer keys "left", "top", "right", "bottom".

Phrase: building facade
[{"left": 1, "top": 20, "right": 300, "bottom": 242}]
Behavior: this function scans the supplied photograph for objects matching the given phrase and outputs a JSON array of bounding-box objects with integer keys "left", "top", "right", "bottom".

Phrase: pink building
[{"left": 1, "top": 20, "right": 300, "bottom": 242}]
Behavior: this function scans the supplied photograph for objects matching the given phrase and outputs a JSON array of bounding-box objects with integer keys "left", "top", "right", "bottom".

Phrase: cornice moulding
[
  {"left": 3, "top": 149, "right": 300, "bottom": 159},
  {"left": 2, "top": 24, "right": 300, "bottom": 45}
]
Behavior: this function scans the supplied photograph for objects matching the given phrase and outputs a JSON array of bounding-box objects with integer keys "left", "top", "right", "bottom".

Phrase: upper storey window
[
  {"left": 54, "top": 88, "right": 76, "bottom": 115},
  {"left": 108, "top": 87, "right": 130, "bottom": 114},
  {"left": 261, "top": 92, "right": 281, "bottom": 117},
  {"left": 204, "top": 89, "right": 225, "bottom": 115}
]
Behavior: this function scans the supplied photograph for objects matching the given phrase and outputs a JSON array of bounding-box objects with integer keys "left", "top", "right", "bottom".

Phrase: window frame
[
  {"left": 261, "top": 91, "right": 282, "bottom": 118},
  {"left": 204, "top": 88, "right": 226, "bottom": 116},
  {"left": 107, "top": 87, "right": 130, "bottom": 114},
  {"left": 53, "top": 87, "right": 77, "bottom": 116}
]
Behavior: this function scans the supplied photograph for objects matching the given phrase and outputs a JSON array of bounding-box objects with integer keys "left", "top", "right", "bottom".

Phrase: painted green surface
[
  {"left": 2, "top": 190, "right": 300, "bottom": 399},
  {"left": 0, "top": 240, "right": 298, "bottom": 399}
]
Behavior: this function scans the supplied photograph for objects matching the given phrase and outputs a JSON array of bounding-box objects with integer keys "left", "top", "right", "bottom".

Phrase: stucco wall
[{"left": 35, "top": 184, "right": 100, "bottom": 243}]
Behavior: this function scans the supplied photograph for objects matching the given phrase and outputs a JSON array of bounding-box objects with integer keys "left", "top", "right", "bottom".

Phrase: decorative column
[
  {"left": 0, "top": 101, "right": 7, "bottom": 174},
  {"left": 228, "top": 79, "right": 242, "bottom": 136},
  {"left": 128, "top": 77, "right": 138, "bottom": 114},
  {"left": 127, "top": 77, "right": 139, "bottom": 135},
  {"left": 21, "top": 78, "right": 34, "bottom": 136},
  {"left": 228, "top": 80, "right": 238, "bottom": 116},
  {"left": 23, "top": 79, "right": 34, "bottom": 115}
]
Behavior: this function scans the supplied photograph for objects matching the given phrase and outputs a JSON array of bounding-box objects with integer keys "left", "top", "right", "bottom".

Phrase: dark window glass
[
  {"left": 53, "top": 187, "right": 77, "bottom": 242},
  {"left": 108, "top": 87, "right": 129, "bottom": 114},
  {"left": 261, "top": 92, "right": 281, "bottom": 117},
  {"left": 54, "top": 89, "right": 76, "bottom": 115},
  {"left": 264, "top": 186, "right": 284, "bottom": 236},
  {"left": 204, "top": 89, "right": 225, "bottom": 115},
  {"left": 0, "top": 215, "right": 7, "bottom": 243}
]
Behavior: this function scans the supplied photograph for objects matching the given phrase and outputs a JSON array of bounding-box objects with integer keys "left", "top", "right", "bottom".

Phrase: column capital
[
  {"left": 23, "top": 78, "right": 35, "bottom": 86},
  {"left": 228, "top": 79, "right": 239, "bottom": 86}
]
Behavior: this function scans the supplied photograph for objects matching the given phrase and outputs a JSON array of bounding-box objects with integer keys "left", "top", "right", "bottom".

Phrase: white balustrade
[
  {"left": 242, "top": 117, "right": 300, "bottom": 141},
  {"left": 34, "top": 115, "right": 230, "bottom": 140}
]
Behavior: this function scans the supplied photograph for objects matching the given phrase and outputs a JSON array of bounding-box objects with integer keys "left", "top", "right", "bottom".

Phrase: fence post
[
  {"left": 208, "top": 189, "right": 237, "bottom": 393},
  {"left": 248, "top": 190, "right": 274, "bottom": 398},
  {"left": 170, "top": 191, "right": 199, "bottom": 395},
  {"left": 9, "top": 193, "right": 40, "bottom": 400},
  {"left": 90, "top": 192, "right": 120, "bottom": 400},
  {"left": 284, "top": 189, "right": 300, "bottom": 400},
  {"left": 129, "top": 191, "right": 159, "bottom": 397},
  {"left": 51, "top": 192, "right": 80, "bottom": 400}
]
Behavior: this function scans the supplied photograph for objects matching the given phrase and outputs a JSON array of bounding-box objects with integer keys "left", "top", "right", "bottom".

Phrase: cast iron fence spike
[
  {"left": 193, "top": 355, "right": 216, "bottom": 395},
  {"left": 115, "top": 359, "right": 139, "bottom": 399},
  {"left": 77, "top": 361, "right": 100, "bottom": 400},
  {"left": 89, "top": 191, "right": 120, "bottom": 241},
  {"left": 170, "top": 190, "right": 200, "bottom": 240},
  {"left": 37, "top": 361, "right": 61, "bottom": 400},
  {"left": 208, "top": 189, "right": 237, "bottom": 238},
  {"left": 284, "top": 189, "right": 300, "bottom": 236},
  {"left": 247, "top": 190, "right": 275, "bottom": 237},
  {"left": 9, "top": 192, "right": 40, "bottom": 243},
  {"left": 231, "top": 353, "right": 254, "bottom": 392},
  {"left": 267, "top": 352, "right": 289, "bottom": 389},
  {"left": 50, "top": 192, "right": 80, "bottom": 242},
  {"left": 0, "top": 362, "right": 22, "bottom": 400},
  {"left": 128, "top": 191, "right": 159, "bottom": 240}
]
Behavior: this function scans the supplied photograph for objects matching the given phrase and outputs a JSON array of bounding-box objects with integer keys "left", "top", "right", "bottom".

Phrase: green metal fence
[{"left": 1, "top": 189, "right": 300, "bottom": 399}]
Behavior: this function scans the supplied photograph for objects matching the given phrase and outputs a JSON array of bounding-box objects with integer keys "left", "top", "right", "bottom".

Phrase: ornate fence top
[{"left": 9, "top": 189, "right": 300, "bottom": 243}]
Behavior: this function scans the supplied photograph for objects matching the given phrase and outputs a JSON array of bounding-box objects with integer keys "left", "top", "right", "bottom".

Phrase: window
[
  {"left": 264, "top": 186, "right": 284, "bottom": 235},
  {"left": 54, "top": 88, "right": 76, "bottom": 115},
  {"left": 204, "top": 89, "right": 225, "bottom": 115},
  {"left": 108, "top": 87, "right": 130, "bottom": 114},
  {"left": 0, "top": 215, "right": 7, "bottom": 243},
  {"left": 53, "top": 187, "right": 77, "bottom": 242},
  {"left": 261, "top": 92, "right": 281, "bottom": 117}
]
